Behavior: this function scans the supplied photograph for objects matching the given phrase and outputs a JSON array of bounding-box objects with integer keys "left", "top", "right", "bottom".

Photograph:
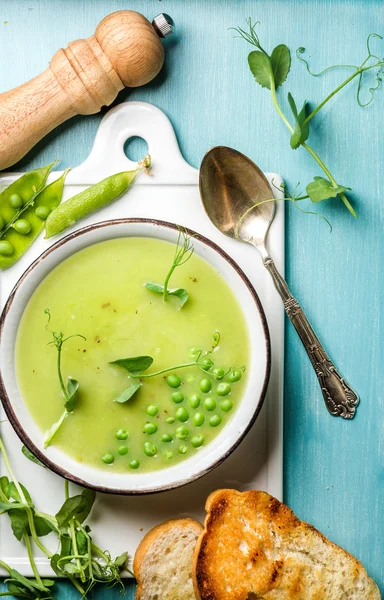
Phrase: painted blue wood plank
[{"left": 0, "top": 0, "right": 383, "bottom": 597}]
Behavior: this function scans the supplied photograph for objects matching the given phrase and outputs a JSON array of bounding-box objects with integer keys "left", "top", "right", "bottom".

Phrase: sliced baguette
[
  {"left": 134, "top": 518, "right": 203, "bottom": 600},
  {"left": 193, "top": 489, "right": 380, "bottom": 600}
]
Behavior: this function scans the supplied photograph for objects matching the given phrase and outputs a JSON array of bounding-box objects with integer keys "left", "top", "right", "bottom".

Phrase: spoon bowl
[{"left": 199, "top": 146, "right": 275, "bottom": 249}]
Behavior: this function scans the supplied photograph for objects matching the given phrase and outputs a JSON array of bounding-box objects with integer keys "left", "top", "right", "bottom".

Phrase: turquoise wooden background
[{"left": 1, "top": 0, "right": 383, "bottom": 597}]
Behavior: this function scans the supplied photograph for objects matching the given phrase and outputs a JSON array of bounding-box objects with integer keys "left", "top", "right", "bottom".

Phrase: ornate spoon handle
[{"left": 264, "top": 257, "right": 359, "bottom": 419}]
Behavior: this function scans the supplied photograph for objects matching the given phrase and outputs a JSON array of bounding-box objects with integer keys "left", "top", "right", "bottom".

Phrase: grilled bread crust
[
  {"left": 193, "top": 489, "right": 380, "bottom": 600},
  {"left": 134, "top": 518, "right": 203, "bottom": 600}
]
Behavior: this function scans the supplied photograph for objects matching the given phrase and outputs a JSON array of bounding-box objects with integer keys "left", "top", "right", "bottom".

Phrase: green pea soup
[{"left": 16, "top": 237, "right": 249, "bottom": 473}]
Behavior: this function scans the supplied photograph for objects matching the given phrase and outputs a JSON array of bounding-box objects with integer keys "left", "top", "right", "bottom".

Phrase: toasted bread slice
[
  {"left": 193, "top": 489, "right": 380, "bottom": 600},
  {"left": 134, "top": 518, "right": 203, "bottom": 600}
]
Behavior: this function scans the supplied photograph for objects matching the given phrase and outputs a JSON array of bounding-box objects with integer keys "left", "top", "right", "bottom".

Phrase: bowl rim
[{"left": 0, "top": 217, "right": 271, "bottom": 495}]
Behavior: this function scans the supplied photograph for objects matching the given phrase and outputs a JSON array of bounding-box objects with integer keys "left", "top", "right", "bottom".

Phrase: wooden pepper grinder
[{"left": 0, "top": 11, "right": 174, "bottom": 170}]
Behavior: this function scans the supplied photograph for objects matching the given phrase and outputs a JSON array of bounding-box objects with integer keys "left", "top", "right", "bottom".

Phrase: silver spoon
[{"left": 199, "top": 146, "right": 359, "bottom": 419}]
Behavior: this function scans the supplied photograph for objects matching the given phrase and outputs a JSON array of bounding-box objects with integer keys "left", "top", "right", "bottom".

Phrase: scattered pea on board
[
  {"left": 45, "top": 155, "right": 151, "bottom": 238},
  {"left": 0, "top": 161, "right": 68, "bottom": 269}
]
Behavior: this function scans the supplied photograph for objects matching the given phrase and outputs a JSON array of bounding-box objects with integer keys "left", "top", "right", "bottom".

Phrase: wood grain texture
[
  {"left": 0, "top": 10, "right": 164, "bottom": 169},
  {"left": 0, "top": 0, "right": 383, "bottom": 597}
]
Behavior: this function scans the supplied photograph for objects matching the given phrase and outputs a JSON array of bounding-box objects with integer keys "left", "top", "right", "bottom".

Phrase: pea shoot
[
  {"left": 232, "top": 20, "right": 384, "bottom": 223},
  {"left": 145, "top": 229, "right": 194, "bottom": 308},
  {"left": 0, "top": 436, "right": 128, "bottom": 599},
  {"left": 43, "top": 309, "right": 85, "bottom": 448},
  {"left": 109, "top": 331, "right": 246, "bottom": 404}
]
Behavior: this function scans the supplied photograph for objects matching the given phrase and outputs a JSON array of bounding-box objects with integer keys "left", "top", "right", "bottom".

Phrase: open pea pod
[{"left": 0, "top": 163, "right": 69, "bottom": 269}]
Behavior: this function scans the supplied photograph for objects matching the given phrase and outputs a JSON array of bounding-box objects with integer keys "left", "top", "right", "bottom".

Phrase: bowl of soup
[{"left": 0, "top": 218, "right": 270, "bottom": 494}]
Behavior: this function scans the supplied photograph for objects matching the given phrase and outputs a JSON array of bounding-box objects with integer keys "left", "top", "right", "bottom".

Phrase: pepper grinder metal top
[{"left": 152, "top": 14, "right": 175, "bottom": 38}]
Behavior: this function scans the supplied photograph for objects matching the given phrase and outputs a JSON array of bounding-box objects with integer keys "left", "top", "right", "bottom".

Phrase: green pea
[
  {"left": 144, "top": 442, "right": 157, "bottom": 457},
  {"left": 199, "top": 378, "right": 212, "bottom": 393},
  {"left": 166, "top": 416, "right": 175, "bottom": 424},
  {"left": 186, "top": 374, "right": 195, "bottom": 383},
  {"left": 146, "top": 405, "right": 159, "bottom": 417},
  {"left": 165, "top": 451, "right": 173, "bottom": 459},
  {"left": 101, "top": 453, "right": 114, "bottom": 464},
  {"left": 175, "top": 426, "right": 189, "bottom": 440},
  {"left": 13, "top": 219, "right": 32, "bottom": 235},
  {"left": 161, "top": 433, "right": 173, "bottom": 443},
  {"left": 172, "top": 391, "right": 184, "bottom": 404},
  {"left": 8, "top": 193, "right": 23, "bottom": 209},
  {"left": 115, "top": 429, "right": 128, "bottom": 440},
  {"left": 209, "top": 414, "right": 222, "bottom": 427},
  {"left": 35, "top": 206, "right": 51, "bottom": 220},
  {"left": 204, "top": 397, "right": 216, "bottom": 412},
  {"left": 193, "top": 412, "right": 205, "bottom": 427},
  {"left": 0, "top": 240, "right": 14, "bottom": 256},
  {"left": 129, "top": 459, "right": 140, "bottom": 469},
  {"left": 178, "top": 445, "right": 188, "bottom": 455},
  {"left": 188, "top": 394, "right": 201, "bottom": 409},
  {"left": 228, "top": 369, "right": 242, "bottom": 383},
  {"left": 175, "top": 407, "right": 189, "bottom": 422},
  {"left": 213, "top": 367, "right": 225, "bottom": 380},
  {"left": 201, "top": 358, "right": 213, "bottom": 371},
  {"left": 191, "top": 435, "right": 205, "bottom": 448},
  {"left": 216, "top": 382, "right": 231, "bottom": 396},
  {"left": 167, "top": 374, "right": 181, "bottom": 388},
  {"left": 144, "top": 423, "right": 158, "bottom": 435},
  {"left": 220, "top": 399, "right": 233, "bottom": 412},
  {"left": 0, "top": 214, "right": 4, "bottom": 229},
  {"left": 118, "top": 445, "right": 128, "bottom": 456}
]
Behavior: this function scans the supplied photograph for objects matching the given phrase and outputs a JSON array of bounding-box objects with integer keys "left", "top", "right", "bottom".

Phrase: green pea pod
[
  {"left": 0, "top": 166, "right": 69, "bottom": 269},
  {"left": 45, "top": 155, "right": 151, "bottom": 239}
]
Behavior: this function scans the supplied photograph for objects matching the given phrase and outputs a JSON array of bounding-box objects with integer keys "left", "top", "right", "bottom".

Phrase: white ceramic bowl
[{"left": 0, "top": 219, "right": 270, "bottom": 494}]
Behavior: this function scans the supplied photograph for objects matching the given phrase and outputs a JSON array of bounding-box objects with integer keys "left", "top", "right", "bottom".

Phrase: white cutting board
[{"left": 0, "top": 101, "right": 284, "bottom": 576}]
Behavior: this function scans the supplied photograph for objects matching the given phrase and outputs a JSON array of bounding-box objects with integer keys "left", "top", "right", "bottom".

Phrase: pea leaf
[
  {"left": 113, "top": 380, "right": 142, "bottom": 403},
  {"left": 248, "top": 50, "right": 273, "bottom": 89},
  {"left": 0, "top": 476, "right": 9, "bottom": 499},
  {"left": 56, "top": 496, "right": 82, "bottom": 530},
  {"left": 34, "top": 515, "right": 53, "bottom": 537},
  {"left": 114, "top": 551, "right": 128, "bottom": 567},
  {"left": 0, "top": 500, "right": 24, "bottom": 511},
  {"left": 65, "top": 377, "right": 79, "bottom": 412},
  {"left": 50, "top": 554, "right": 62, "bottom": 577},
  {"left": 306, "top": 176, "right": 350, "bottom": 203},
  {"left": 56, "top": 488, "right": 95, "bottom": 530},
  {"left": 8, "top": 482, "right": 33, "bottom": 506},
  {"left": 144, "top": 282, "right": 163, "bottom": 294},
  {"left": 76, "top": 529, "right": 88, "bottom": 555},
  {"left": 8, "top": 508, "right": 29, "bottom": 541},
  {"left": 169, "top": 287, "right": 189, "bottom": 307},
  {"left": 21, "top": 445, "right": 45, "bottom": 468},
  {"left": 63, "top": 562, "right": 81, "bottom": 575},
  {"left": 60, "top": 533, "right": 72, "bottom": 558},
  {"left": 110, "top": 356, "right": 153, "bottom": 375},
  {"left": 5, "top": 570, "right": 55, "bottom": 599},
  {"left": 270, "top": 44, "right": 291, "bottom": 88},
  {"left": 288, "top": 93, "right": 310, "bottom": 149},
  {"left": 71, "top": 488, "right": 95, "bottom": 524},
  {"left": 145, "top": 282, "right": 189, "bottom": 308}
]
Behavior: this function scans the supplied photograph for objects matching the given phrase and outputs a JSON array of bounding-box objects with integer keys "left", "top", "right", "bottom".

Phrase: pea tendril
[
  {"left": 110, "top": 332, "right": 246, "bottom": 403},
  {"left": 0, "top": 435, "right": 128, "bottom": 599}
]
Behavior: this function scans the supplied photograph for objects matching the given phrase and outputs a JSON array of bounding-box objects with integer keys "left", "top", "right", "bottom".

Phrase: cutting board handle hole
[{"left": 124, "top": 136, "right": 149, "bottom": 163}]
